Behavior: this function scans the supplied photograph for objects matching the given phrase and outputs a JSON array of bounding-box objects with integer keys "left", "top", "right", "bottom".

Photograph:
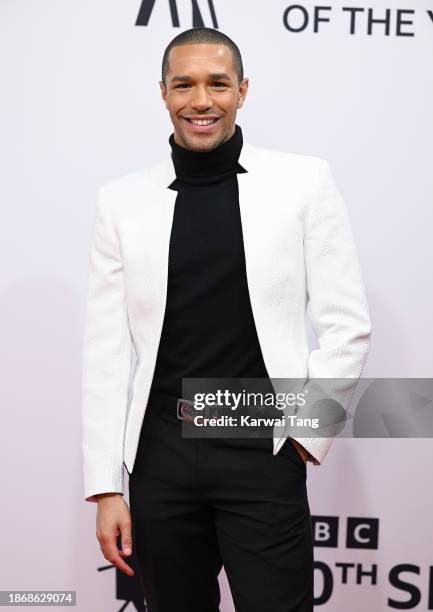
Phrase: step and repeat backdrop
[{"left": 1, "top": 1, "right": 432, "bottom": 610}]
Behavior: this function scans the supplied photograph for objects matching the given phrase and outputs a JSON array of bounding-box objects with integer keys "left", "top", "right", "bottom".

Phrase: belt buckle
[{"left": 176, "top": 398, "right": 196, "bottom": 422}]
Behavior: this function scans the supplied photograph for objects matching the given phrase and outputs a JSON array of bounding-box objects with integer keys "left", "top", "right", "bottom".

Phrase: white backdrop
[{"left": 1, "top": 0, "right": 432, "bottom": 610}]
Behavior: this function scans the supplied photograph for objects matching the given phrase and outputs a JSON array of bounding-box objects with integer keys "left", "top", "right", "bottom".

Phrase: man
[{"left": 81, "top": 27, "right": 371, "bottom": 611}]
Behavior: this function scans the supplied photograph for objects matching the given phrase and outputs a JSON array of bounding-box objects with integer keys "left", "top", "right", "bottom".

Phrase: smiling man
[
  {"left": 82, "top": 27, "right": 371, "bottom": 612},
  {"left": 161, "top": 40, "right": 244, "bottom": 151}
]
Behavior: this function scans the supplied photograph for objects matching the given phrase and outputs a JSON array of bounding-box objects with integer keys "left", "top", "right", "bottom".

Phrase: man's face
[{"left": 160, "top": 43, "right": 249, "bottom": 152}]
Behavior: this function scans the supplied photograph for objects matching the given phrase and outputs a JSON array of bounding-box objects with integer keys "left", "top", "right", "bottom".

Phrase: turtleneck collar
[{"left": 168, "top": 123, "right": 247, "bottom": 188}]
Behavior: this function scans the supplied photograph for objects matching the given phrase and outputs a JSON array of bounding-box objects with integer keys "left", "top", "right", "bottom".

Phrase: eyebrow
[{"left": 170, "top": 73, "right": 232, "bottom": 84}]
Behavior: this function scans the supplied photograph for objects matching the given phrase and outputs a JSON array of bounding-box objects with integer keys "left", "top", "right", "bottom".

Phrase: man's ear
[
  {"left": 237, "top": 78, "right": 249, "bottom": 109},
  {"left": 159, "top": 81, "right": 168, "bottom": 108}
]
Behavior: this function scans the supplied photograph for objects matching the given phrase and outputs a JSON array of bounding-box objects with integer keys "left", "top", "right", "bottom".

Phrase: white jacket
[{"left": 81, "top": 139, "right": 371, "bottom": 502}]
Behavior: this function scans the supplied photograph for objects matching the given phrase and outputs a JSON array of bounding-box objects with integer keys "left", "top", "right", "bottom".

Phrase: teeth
[{"left": 190, "top": 119, "right": 217, "bottom": 125}]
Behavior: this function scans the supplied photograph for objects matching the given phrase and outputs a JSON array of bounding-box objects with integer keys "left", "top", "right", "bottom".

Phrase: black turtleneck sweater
[{"left": 149, "top": 124, "right": 270, "bottom": 399}]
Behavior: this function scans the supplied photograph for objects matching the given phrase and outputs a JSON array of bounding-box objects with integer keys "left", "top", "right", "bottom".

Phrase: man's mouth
[
  {"left": 186, "top": 118, "right": 219, "bottom": 126},
  {"left": 183, "top": 117, "right": 221, "bottom": 133}
]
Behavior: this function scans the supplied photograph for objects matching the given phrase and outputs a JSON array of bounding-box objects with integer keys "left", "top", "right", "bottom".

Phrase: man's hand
[
  {"left": 95, "top": 493, "right": 135, "bottom": 577},
  {"left": 290, "top": 438, "right": 309, "bottom": 464}
]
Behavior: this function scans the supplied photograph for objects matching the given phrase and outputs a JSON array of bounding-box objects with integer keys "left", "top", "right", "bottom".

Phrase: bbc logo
[{"left": 312, "top": 516, "right": 379, "bottom": 549}]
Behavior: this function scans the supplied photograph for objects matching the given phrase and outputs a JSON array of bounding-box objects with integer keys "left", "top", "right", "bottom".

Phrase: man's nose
[{"left": 191, "top": 85, "right": 212, "bottom": 109}]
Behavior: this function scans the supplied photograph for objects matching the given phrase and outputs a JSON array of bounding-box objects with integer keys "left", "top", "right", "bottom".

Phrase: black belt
[
  {"left": 149, "top": 390, "right": 278, "bottom": 424},
  {"left": 149, "top": 392, "right": 215, "bottom": 422}
]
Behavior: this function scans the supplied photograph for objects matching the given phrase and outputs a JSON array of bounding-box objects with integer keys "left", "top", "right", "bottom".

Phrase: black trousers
[{"left": 128, "top": 393, "right": 314, "bottom": 612}]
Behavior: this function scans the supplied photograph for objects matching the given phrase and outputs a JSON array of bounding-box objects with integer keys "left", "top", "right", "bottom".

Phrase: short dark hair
[{"left": 161, "top": 27, "right": 244, "bottom": 87}]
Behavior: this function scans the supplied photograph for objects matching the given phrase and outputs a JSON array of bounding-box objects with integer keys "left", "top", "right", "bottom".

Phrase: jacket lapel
[{"left": 237, "top": 143, "right": 283, "bottom": 380}]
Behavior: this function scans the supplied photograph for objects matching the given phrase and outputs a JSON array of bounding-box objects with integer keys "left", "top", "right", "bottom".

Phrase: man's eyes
[{"left": 175, "top": 82, "right": 227, "bottom": 89}]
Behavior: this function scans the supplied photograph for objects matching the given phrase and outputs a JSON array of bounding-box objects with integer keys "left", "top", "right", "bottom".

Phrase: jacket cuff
[{"left": 83, "top": 461, "right": 124, "bottom": 503}]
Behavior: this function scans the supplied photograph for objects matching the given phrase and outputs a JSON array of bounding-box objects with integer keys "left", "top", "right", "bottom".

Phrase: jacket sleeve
[
  {"left": 292, "top": 159, "right": 372, "bottom": 465},
  {"left": 81, "top": 187, "right": 133, "bottom": 502}
]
